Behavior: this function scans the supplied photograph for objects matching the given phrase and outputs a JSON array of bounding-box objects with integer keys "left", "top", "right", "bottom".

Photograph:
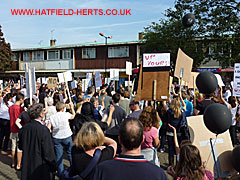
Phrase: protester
[
  {"left": 98, "top": 89, "right": 112, "bottom": 108},
  {"left": 0, "top": 93, "right": 13, "bottom": 153},
  {"left": 15, "top": 98, "right": 36, "bottom": 129},
  {"left": 90, "top": 97, "right": 105, "bottom": 121},
  {"left": 164, "top": 94, "right": 186, "bottom": 166},
  {"left": 72, "top": 102, "right": 114, "bottom": 134},
  {"left": 195, "top": 94, "right": 215, "bottom": 115},
  {"left": 9, "top": 93, "right": 24, "bottom": 170},
  {"left": 117, "top": 89, "right": 130, "bottom": 115},
  {"left": 92, "top": 118, "right": 168, "bottom": 180},
  {"left": 171, "top": 145, "right": 214, "bottom": 180},
  {"left": 101, "top": 93, "right": 126, "bottom": 129},
  {"left": 47, "top": 102, "right": 77, "bottom": 178},
  {"left": 139, "top": 110, "right": 160, "bottom": 166},
  {"left": 69, "top": 122, "right": 117, "bottom": 180},
  {"left": 219, "top": 86, "right": 238, "bottom": 146},
  {"left": 157, "top": 101, "right": 168, "bottom": 153},
  {"left": 127, "top": 100, "right": 142, "bottom": 119},
  {"left": 18, "top": 103, "right": 57, "bottom": 180}
]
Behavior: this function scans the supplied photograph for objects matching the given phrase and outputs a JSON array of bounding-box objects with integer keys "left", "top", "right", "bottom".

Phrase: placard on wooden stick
[
  {"left": 47, "top": 77, "right": 58, "bottom": 89},
  {"left": 187, "top": 115, "right": 234, "bottom": 178},
  {"left": 174, "top": 48, "right": 193, "bottom": 82},
  {"left": 188, "top": 72, "right": 199, "bottom": 88},
  {"left": 135, "top": 64, "right": 169, "bottom": 101}
]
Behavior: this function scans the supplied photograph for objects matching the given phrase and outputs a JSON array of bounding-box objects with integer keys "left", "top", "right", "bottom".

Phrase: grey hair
[{"left": 28, "top": 103, "right": 44, "bottom": 120}]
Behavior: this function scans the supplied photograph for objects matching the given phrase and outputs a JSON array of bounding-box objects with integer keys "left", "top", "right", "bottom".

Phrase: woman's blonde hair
[
  {"left": 74, "top": 122, "right": 104, "bottom": 151},
  {"left": 170, "top": 98, "right": 182, "bottom": 118}
]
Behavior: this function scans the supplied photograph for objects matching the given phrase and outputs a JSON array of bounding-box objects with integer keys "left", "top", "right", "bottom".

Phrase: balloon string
[{"left": 205, "top": 134, "right": 218, "bottom": 166}]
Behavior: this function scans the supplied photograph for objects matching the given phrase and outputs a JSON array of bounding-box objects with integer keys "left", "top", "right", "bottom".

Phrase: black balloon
[
  {"left": 232, "top": 145, "right": 240, "bottom": 172},
  {"left": 182, "top": 13, "right": 195, "bottom": 27},
  {"left": 203, "top": 103, "right": 232, "bottom": 135},
  {"left": 196, "top": 71, "right": 218, "bottom": 94}
]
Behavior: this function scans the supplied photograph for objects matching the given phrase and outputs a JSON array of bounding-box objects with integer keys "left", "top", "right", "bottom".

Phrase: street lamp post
[{"left": 99, "top": 32, "right": 112, "bottom": 78}]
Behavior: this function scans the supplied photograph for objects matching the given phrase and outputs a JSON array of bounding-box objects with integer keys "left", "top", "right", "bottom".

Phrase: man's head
[
  {"left": 112, "top": 93, "right": 120, "bottom": 104},
  {"left": 119, "top": 118, "right": 144, "bottom": 151},
  {"left": 116, "top": 89, "right": 125, "bottom": 98},
  {"left": 28, "top": 103, "right": 44, "bottom": 120},
  {"left": 16, "top": 93, "right": 24, "bottom": 105},
  {"left": 56, "top": 102, "right": 65, "bottom": 112}
]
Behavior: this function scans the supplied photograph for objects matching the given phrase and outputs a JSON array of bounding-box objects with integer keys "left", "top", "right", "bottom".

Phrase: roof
[{"left": 12, "top": 40, "right": 145, "bottom": 52}]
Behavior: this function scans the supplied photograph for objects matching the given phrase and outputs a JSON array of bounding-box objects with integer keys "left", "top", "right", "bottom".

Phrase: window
[
  {"left": 48, "top": 50, "right": 59, "bottom": 60},
  {"left": 82, "top": 48, "right": 96, "bottom": 59},
  {"left": 12, "top": 53, "right": 19, "bottom": 61},
  {"left": 108, "top": 46, "right": 129, "bottom": 58},
  {"left": 23, "top": 52, "right": 30, "bottom": 61},
  {"left": 32, "top": 51, "right": 44, "bottom": 61},
  {"left": 63, "top": 49, "right": 71, "bottom": 59}
]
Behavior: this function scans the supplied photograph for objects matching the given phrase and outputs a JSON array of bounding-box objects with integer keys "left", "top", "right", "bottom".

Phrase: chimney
[
  {"left": 50, "top": 39, "right": 56, "bottom": 46},
  {"left": 138, "top": 32, "right": 143, "bottom": 40}
]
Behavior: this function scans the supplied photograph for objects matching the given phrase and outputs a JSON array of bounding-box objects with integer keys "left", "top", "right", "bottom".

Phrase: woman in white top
[
  {"left": 0, "top": 93, "right": 13, "bottom": 152},
  {"left": 47, "top": 101, "right": 81, "bottom": 178},
  {"left": 220, "top": 86, "right": 238, "bottom": 146}
]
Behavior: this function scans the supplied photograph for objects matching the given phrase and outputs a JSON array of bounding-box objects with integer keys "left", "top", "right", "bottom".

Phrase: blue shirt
[{"left": 184, "top": 99, "right": 193, "bottom": 117}]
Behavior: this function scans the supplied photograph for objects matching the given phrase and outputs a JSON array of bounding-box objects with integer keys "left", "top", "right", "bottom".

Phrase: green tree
[
  {"left": 0, "top": 25, "right": 13, "bottom": 71},
  {"left": 143, "top": 0, "right": 240, "bottom": 68}
]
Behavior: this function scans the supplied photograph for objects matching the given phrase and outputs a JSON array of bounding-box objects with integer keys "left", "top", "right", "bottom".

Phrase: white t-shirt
[
  {"left": 224, "top": 90, "right": 232, "bottom": 101},
  {"left": 0, "top": 101, "right": 13, "bottom": 120},
  {"left": 50, "top": 112, "right": 73, "bottom": 139},
  {"left": 225, "top": 102, "right": 238, "bottom": 126}
]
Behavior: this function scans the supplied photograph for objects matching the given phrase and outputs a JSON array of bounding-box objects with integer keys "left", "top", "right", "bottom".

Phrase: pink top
[
  {"left": 141, "top": 126, "right": 158, "bottom": 149},
  {"left": 177, "top": 170, "right": 214, "bottom": 180}
]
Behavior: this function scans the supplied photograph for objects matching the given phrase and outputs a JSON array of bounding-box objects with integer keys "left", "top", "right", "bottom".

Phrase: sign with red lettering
[
  {"left": 233, "top": 63, "right": 240, "bottom": 97},
  {"left": 143, "top": 53, "right": 170, "bottom": 68}
]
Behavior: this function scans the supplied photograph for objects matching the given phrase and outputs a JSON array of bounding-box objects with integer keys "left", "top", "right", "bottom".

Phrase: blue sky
[{"left": 0, "top": 0, "right": 175, "bottom": 49}]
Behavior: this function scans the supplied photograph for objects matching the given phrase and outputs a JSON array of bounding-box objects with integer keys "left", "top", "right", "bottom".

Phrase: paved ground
[{"left": 0, "top": 149, "right": 172, "bottom": 180}]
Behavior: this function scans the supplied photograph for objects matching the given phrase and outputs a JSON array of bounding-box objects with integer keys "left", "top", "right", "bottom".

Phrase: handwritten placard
[
  {"left": 233, "top": 63, "right": 240, "bottom": 97},
  {"left": 143, "top": 53, "right": 170, "bottom": 68}
]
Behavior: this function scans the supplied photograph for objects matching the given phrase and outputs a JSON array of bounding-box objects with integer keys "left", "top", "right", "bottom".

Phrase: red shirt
[{"left": 9, "top": 105, "right": 24, "bottom": 133}]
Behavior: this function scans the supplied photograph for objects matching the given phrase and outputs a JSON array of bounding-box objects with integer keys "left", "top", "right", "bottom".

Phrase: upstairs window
[
  {"left": 82, "top": 48, "right": 96, "bottom": 59},
  {"left": 108, "top": 46, "right": 129, "bottom": 58},
  {"left": 48, "top": 50, "right": 59, "bottom": 60}
]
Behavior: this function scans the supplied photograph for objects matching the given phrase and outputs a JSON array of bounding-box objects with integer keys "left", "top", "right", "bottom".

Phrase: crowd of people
[{"left": 0, "top": 78, "right": 239, "bottom": 180}]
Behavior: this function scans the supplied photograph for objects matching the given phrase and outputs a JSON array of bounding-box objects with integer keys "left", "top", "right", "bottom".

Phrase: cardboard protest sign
[
  {"left": 174, "top": 48, "right": 193, "bottom": 82},
  {"left": 233, "top": 63, "right": 240, "bottom": 97},
  {"left": 215, "top": 74, "right": 225, "bottom": 87},
  {"left": 187, "top": 72, "right": 199, "bottom": 89},
  {"left": 169, "top": 76, "right": 173, "bottom": 94},
  {"left": 135, "top": 64, "right": 169, "bottom": 101},
  {"left": 143, "top": 53, "right": 170, "bottom": 68},
  {"left": 187, "top": 115, "right": 233, "bottom": 178},
  {"left": 110, "top": 69, "right": 119, "bottom": 81},
  {"left": 126, "top": 61, "right": 132, "bottom": 75},
  {"left": 47, "top": 77, "right": 58, "bottom": 89}
]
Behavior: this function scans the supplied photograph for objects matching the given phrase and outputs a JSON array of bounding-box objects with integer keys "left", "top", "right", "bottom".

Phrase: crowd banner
[
  {"left": 174, "top": 48, "right": 193, "bottom": 82},
  {"left": 233, "top": 63, "right": 240, "bottom": 97},
  {"left": 57, "top": 73, "right": 65, "bottom": 83},
  {"left": 215, "top": 74, "right": 225, "bottom": 87}
]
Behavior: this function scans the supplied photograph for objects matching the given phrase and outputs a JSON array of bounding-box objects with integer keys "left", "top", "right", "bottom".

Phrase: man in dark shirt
[
  {"left": 102, "top": 93, "right": 126, "bottom": 129},
  {"left": 92, "top": 118, "right": 167, "bottom": 180},
  {"left": 195, "top": 94, "right": 215, "bottom": 115}
]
